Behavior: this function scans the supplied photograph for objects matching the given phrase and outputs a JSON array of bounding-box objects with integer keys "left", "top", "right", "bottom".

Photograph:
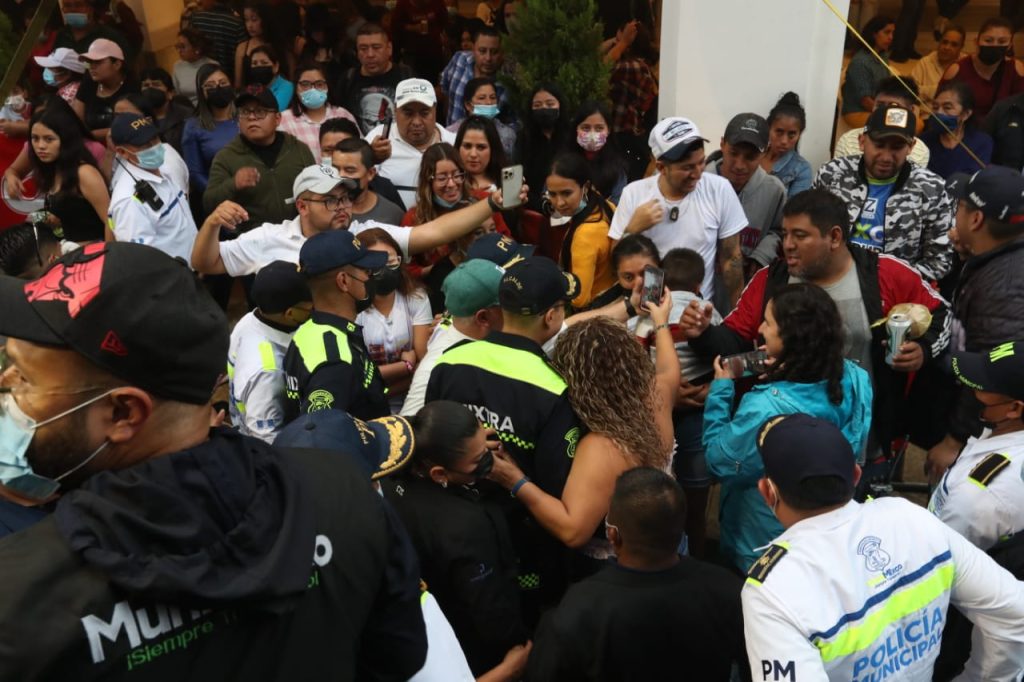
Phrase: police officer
[
  {"left": 929, "top": 341, "right": 1024, "bottom": 551},
  {"left": 108, "top": 113, "right": 196, "bottom": 262},
  {"left": 741, "top": 414, "right": 1024, "bottom": 682},
  {"left": 227, "top": 260, "right": 312, "bottom": 443},
  {"left": 283, "top": 229, "right": 391, "bottom": 421},
  {"left": 426, "top": 256, "right": 583, "bottom": 611}
]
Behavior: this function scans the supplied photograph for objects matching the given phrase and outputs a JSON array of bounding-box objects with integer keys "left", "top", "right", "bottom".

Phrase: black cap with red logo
[{"left": 0, "top": 242, "right": 228, "bottom": 405}]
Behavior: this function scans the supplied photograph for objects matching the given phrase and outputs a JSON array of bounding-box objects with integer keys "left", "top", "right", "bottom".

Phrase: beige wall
[{"left": 122, "top": 0, "right": 185, "bottom": 72}]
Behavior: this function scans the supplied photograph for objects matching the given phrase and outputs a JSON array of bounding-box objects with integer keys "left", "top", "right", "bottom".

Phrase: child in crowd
[
  {"left": 0, "top": 85, "right": 30, "bottom": 123},
  {"left": 629, "top": 247, "right": 722, "bottom": 558}
]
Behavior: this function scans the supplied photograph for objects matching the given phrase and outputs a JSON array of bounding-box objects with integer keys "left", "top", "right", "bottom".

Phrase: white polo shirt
[
  {"left": 608, "top": 173, "right": 747, "bottom": 299},
  {"left": 364, "top": 122, "right": 456, "bottom": 208},
  {"left": 929, "top": 429, "right": 1024, "bottom": 551},
  {"left": 219, "top": 216, "right": 414, "bottom": 276},
  {"left": 227, "top": 311, "right": 295, "bottom": 443},
  {"left": 107, "top": 145, "right": 197, "bottom": 263}
]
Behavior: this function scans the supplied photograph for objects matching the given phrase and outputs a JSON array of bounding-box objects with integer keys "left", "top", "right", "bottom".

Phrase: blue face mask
[
  {"left": 932, "top": 112, "right": 960, "bottom": 130},
  {"left": 472, "top": 104, "right": 499, "bottom": 119},
  {"left": 434, "top": 194, "right": 459, "bottom": 209},
  {"left": 135, "top": 143, "right": 165, "bottom": 170},
  {"left": 0, "top": 389, "right": 113, "bottom": 502},
  {"left": 63, "top": 12, "right": 89, "bottom": 27},
  {"left": 299, "top": 88, "right": 328, "bottom": 110},
  {"left": 42, "top": 68, "right": 59, "bottom": 87}
]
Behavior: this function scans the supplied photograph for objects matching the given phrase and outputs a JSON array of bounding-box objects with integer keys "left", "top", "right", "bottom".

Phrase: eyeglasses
[
  {"left": 202, "top": 82, "right": 231, "bottom": 91},
  {"left": 297, "top": 80, "right": 328, "bottom": 89},
  {"left": 430, "top": 171, "right": 465, "bottom": 185},
  {"left": 306, "top": 195, "right": 353, "bottom": 211},
  {"left": 239, "top": 107, "right": 275, "bottom": 120}
]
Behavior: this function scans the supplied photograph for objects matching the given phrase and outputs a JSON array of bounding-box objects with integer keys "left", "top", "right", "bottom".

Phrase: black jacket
[
  {"left": 383, "top": 475, "right": 528, "bottom": 676},
  {"left": 985, "top": 93, "right": 1024, "bottom": 170},
  {"left": 0, "top": 429, "right": 426, "bottom": 681},
  {"left": 949, "top": 238, "right": 1024, "bottom": 440},
  {"left": 690, "top": 246, "right": 951, "bottom": 456},
  {"left": 526, "top": 559, "right": 748, "bottom": 681}
]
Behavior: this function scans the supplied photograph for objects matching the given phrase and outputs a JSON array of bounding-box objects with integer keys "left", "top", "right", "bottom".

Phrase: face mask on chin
[{"left": 0, "top": 389, "right": 115, "bottom": 503}]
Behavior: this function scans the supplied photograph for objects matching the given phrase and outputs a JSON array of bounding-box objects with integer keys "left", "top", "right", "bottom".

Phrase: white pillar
[{"left": 658, "top": 0, "right": 851, "bottom": 169}]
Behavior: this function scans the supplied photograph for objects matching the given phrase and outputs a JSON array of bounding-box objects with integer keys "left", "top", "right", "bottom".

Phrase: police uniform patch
[
  {"left": 968, "top": 453, "right": 1011, "bottom": 488},
  {"left": 307, "top": 389, "right": 335, "bottom": 412},
  {"left": 746, "top": 542, "right": 789, "bottom": 585}
]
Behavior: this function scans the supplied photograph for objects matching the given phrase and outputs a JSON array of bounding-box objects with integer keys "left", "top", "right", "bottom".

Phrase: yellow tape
[{"left": 820, "top": 0, "right": 987, "bottom": 169}]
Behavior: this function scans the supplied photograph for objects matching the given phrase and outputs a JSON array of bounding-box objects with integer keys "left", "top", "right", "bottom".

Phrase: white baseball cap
[
  {"left": 289, "top": 165, "right": 344, "bottom": 202},
  {"left": 34, "top": 47, "right": 87, "bottom": 74},
  {"left": 648, "top": 117, "right": 708, "bottom": 161},
  {"left": 395, "top": 78, "right": 436, "bottom": 109}
]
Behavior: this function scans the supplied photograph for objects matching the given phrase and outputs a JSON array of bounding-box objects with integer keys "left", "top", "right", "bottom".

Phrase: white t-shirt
[
  {"left": 107, "top": 146, "right": 197, "bottom": 263},
  {"left": 401, "top": 321, "right": 472, "bottom": 416},
  {"left": 218, "top": 217, "right": 413, "bottom": 276},
  {"left": 608, "top": 173, "right": 747, "bottom": 299},
  {"left": 364, "top": 122, "right": 456, "bottom": 208},
  {"left": 358, "top": 289, "right": 433, "bottom": 412}
]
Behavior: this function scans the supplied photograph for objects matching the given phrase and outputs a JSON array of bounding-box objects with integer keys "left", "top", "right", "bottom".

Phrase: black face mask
[
  {"left": 250, "top": 65, "right": 274, "bottom": 85},
  {"left": 472, "top": 449, "right": 494, "bottom": 479},
  {"left": 206, "top": 85, "right": 235, "bottom": 108},
  {"left": 531, "top": 107, "right": 559, "bottom": 129},
  {"left": 374, "top": 266, "right": 402, "bottom": 296},
  {"left": 978, "top": 45, "right": 1009, "bottom": 65},
  {"left": 353, "top": 273, "right": 378, "bottom": 313},
  {"left": 141, "top": 87, "right": 167, "bottom": 111}
]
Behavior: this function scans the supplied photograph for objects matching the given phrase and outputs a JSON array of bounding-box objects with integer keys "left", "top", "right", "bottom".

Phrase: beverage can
[{"left": 885, "top": 313, "right": 912, "bottom": 365}]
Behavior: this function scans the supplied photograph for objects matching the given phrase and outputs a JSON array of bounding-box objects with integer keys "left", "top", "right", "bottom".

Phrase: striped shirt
[{"left": 187, "top": 6, "right": 247, "bottom": 71}]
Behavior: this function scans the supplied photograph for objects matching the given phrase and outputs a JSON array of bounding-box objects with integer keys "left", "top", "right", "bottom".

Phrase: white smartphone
[{"left": 500, "top": 165, "right": 524, "bottom": 209}]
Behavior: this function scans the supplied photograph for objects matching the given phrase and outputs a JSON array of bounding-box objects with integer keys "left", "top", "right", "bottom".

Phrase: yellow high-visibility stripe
[{"left": 436, "top": 340, "right": 566, "bottom": 395}]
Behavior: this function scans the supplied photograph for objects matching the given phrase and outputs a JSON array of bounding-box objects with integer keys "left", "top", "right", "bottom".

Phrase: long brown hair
[
  {"left": 552, "top": 317, "right": 670, "bottom": 468},
  {"left": 413, "top": 142, "right": 470, "bottom": 225},
  {"left": 355, "top": 228, "right": 420, "bottom": 297}
]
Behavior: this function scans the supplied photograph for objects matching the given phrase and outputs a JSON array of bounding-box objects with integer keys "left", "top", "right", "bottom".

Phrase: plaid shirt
[
  {"left": 439, "top": 50, "right": 508, "bottom": 126},
  {"left": 610, "top": 57, "right": 657, "bottom": 135},
  {"left": 278, "top": 104, "right": 358, "bottom": 159}
]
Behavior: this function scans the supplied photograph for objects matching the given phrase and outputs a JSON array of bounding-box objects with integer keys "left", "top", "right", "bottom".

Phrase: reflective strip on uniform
[
  {"left": 235, "top": 401, "right": 246, "bottom": 414},
  {"left": 436, "top": 340, "right": 567, "bottom": 395},
  {"left": 258, "top": 341, "right": 277, "bottom": 371},
  {"left": 292, "top": 320, "right": 353, "bottom": 373},
  {"left": 810, "top": 552, "right": 954, "bottom": 662},
  {"left": 226, "top": 361, "right": 235, "bottom": 380}
]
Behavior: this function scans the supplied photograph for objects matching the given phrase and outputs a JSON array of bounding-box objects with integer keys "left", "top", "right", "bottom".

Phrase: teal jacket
[{"left": 703, "top": 360, "right": 872, "bottom": 572}]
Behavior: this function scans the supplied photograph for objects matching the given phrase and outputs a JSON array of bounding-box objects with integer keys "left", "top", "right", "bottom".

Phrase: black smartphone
[
  {"left": 641, "top": 265, "right": 665, "bottom": 308},
  {"left": 381, "top": 114, "right": 393, "bottom": 139}
]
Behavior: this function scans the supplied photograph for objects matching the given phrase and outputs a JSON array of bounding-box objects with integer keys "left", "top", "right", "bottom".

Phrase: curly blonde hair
[{"left": 552, "top": 317, "right": 670, "bottom": 469}]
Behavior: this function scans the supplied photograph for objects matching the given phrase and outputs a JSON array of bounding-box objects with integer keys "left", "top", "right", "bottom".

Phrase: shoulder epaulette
[
  {"left": 746, "top": 542, "right": 789, "bottom": 586},
  {"left": 969, "top": 453, "right": 1012, "bottom": 488}
]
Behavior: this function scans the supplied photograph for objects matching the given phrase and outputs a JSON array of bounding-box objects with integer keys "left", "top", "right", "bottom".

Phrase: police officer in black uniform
[
  {"left": 426, "top": 256, "right": 584, "bottom": 614},
  {"left": 283, "top": 229, "right": 391, "bottom": 421}
]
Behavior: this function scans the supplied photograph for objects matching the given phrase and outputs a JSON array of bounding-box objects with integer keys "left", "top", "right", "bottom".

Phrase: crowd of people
[{"left": 1, "top": 0, "right": 1024, "bottom": 680}]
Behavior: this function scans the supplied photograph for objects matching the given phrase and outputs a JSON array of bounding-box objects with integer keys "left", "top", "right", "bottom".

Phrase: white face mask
[
  {"left": 0, "top": 389, "right": 114, "bottom": 502},
  {"left": 766, "top": 479, "right": 781, "bottom": 516},
  {"left": 5, "top": 95, "right": 26, "bottom": 112}
]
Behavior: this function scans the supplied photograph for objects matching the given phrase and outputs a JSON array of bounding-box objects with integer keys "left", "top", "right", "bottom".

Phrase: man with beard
[
  {"left": 681, "top": 188, "right": 950, "bottom": 486},
  {"left": 0, "top": 242, "right": 427, "bottom": 679}
]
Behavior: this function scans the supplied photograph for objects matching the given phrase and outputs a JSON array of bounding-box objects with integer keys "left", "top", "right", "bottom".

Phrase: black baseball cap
[
  {"left": 235, "top": 89, "right": 278, "bottom": 111},
  {"left": 947, "top": 166, "right": 1024, "bottom": 222},
  {"left": 951, "top": 342, "right": 1024, "bottom": 399},
  {"left": 110, "top": 113, "right": 160, "bottom": 147},
  {"left": 0, "top": 242, "right": 228, "bottom": 405},
  {"left": 757, "top": 414, "right": 856, "bottom": 495},
  {"left": 274, "top": 411, "right": 415, "bottom": 480},
  {"left": 466, "top": 233, "right": 535, "bottom": 269},
  {"left": 498, "top": 256, "right": 580, "bottom": 315},
  {"left": 864, "top": 104, "right": 916, "bottom": 143},
  {"left": 298, "top": 230, "right": 389, "bottom": 276},
  {"left": 251, "top": 260, "right": 311, "bottom": 314},
  {"left": 723, "top": 113, "right": 770, "bottom": 153}
]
